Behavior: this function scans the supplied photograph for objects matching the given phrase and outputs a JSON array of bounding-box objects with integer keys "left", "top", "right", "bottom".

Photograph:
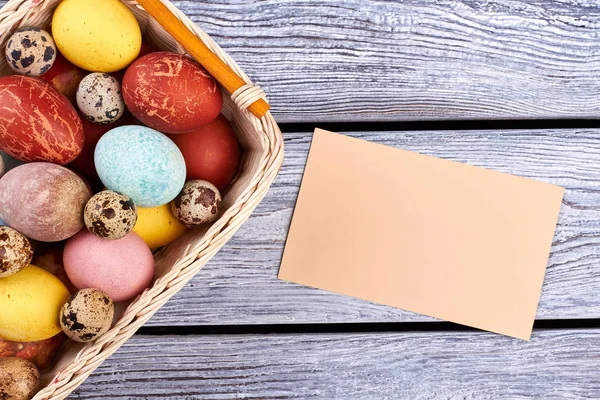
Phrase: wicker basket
[{"left": 0, "top": 0, "right": 284, "bottom": 398}]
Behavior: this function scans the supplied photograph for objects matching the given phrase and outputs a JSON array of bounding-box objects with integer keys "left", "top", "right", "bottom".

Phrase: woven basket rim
[{"left": 0, "top": 0, "right": 284, "bottom": 398}]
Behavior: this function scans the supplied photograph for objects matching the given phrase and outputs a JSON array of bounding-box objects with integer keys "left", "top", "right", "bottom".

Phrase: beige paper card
[{"left": 279, "top": 129, "right": 564, "bottom": 340}]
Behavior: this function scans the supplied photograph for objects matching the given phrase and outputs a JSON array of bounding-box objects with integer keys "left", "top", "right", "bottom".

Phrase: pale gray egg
[
  {"left": 77, "top": 73, "right": 125, "bottom": 125},
  {"left": 171, "top": 180, "right": 222, "bottom": 228},
  {"left": 5, "top": 27, "right": 56, "bottom": 76},
  {"left": 60, "top": 288, "right": 114, "bottom": 342}
]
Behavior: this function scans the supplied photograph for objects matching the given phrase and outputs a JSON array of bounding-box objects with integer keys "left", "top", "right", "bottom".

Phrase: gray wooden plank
[
  {"left": 2, "top": 0, "right": 599, "bottom": 122},
  {"left": 147, "top": 128, "right": 600, "bottom": 326},
  {"left": 71, "top": 329, "right": 600, "bottom": 399},
  {"left": 170, "top": 0, "right": 600, "bottom": 122}
]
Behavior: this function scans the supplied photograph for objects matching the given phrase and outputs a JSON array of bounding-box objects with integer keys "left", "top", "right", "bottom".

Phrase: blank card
[{"left": 279, "top": 129, "right": 564, "bottom": 340}]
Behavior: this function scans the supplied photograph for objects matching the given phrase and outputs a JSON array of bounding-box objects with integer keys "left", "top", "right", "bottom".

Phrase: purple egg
[{"left": 0, "top": 163, "right": 92, "bottom": 242}]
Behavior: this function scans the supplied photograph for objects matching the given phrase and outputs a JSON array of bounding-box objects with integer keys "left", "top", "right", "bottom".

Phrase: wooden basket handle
[{"left": 136, "top": 0, "right": 271, "bottom": 119}]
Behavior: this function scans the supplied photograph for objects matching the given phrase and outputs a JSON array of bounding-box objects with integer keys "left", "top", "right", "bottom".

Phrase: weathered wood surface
[
  {"left": 2, "top": 0, "right": 598, "bottom": 122},
  {"left": 71, "top": 329, "right": 600, "bottom": 399},
  {"left": 148, "top": 128, "right": 600, "bottom": 326},
  {"left": 169, "top": 0, "right": 600, "bottom": 122}
]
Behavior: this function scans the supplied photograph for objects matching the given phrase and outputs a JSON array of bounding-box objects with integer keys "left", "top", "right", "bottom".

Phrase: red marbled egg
[
  {"left": 0, "top": 75, "right": 84, "bottom": 164},
  {"left": 0, "top": 163, "right": 92, "bottom": 242},
  {"left": 122, "top": 52, "right": 222, "bottom": 134}
]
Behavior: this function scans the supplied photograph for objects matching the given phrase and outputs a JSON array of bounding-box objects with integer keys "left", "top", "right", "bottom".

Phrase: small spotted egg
[
  {"left": 171, "top": 180, "right": 222, "bottom": 228},
  {"left": 0, "top": 357, "right": 39, "bottom": 400},
  {"left": 84, "top": 190, "right": 137, "bottom": 240},
  {"left": 77, "top": 73, "right": 125, "bottom": 125},
  {"left": 60, "top": 288, "right": 114, "bottom": 342},
  {"left": 5, "top": 27, "right": 56, "bottom": 76},
  {"left": 0, "top": 226, "right": 33, "bottom": 278}
]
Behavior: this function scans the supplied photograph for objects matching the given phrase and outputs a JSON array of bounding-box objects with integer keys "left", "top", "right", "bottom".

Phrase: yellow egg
[
  {"left": 52, "top": 0, "right": 142, "bottom": 72},
  {"left": 133, "top": 203, "right": 187, "bottom": 249},
  {"left": 0, "top": 265, "right": 70, "bottom": 342}
]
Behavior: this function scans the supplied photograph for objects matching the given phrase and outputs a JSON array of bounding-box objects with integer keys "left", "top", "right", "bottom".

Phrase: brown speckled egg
[
  {"left": 0, "top": 357, "right": 39, "bottom": 400},
  {"left": 171, "top": 180, "right": 221, "bottom": 228},
  {"left": 0, "top": 226, "right": 33, "bottom": 278},
  {"left": 5, "top": 27, "right": 56, "bottom": 76},
  {"left": 76, "top": 73, "right": 124, "bottom": 125},
  {"left": 60, "top": 288, "right": 114, "bottom": 342},
  {"left": 84, "top": 190, "right": 137, "bottom": 240}
]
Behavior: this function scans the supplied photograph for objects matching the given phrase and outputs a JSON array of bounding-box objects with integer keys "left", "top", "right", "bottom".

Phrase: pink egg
[{"left": 63, "top": 230, "right": 154, "bottom": 302}]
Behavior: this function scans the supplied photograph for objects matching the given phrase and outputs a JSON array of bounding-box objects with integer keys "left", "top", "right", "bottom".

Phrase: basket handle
[{"left": 136, "top": 0, "right": 271, "bottom": 119}]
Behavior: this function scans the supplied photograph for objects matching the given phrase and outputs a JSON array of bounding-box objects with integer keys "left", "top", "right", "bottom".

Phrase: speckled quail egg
[
  {"left": 60, "top": 288, "right": 114, "bottom": 342},
  {"left": 171, "top": 180, "right": 222, "bottom": 228},
  {"left": 0, "top": 357, "right": 39, "bottom": 400},
  {"left": 5, "top": 27, "right": 56, "bottom": 76},
  {"left": 84, "top": 190, "right": 137, "bottom": 240},
  {"left": 0, "top": 226, "right": 33, "bottom": 278},
  {"left": 76, "top": 73, "right": 125, "bottom": 124}
]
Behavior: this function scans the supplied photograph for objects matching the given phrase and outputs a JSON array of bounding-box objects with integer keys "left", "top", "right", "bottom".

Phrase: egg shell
[
  {"left": 122, "top": 52, "right": 222, "bottom": 133},
  {"left": 52, "top": 0, "right": 141, "bottom": 72},
  {"left": 95, "top": 125, "right": 186, "bottom": 207},
  {"left": 5, "top": 27, "right": 56, "bottom": 76},
  {"left": 0, "top": 227, "right": 33, "bottom": 278},
  {"left": 0, "top": 265, "right": 70, "bottom": 342},
  {"left": 172, "top": 180, "right": 222, "bottom": 228},
  {"left": 41, "top": 51, "right": 85, "bottom": 102},
  {"left": 133, "top": 204, "right": 187, "bottom": 249},
  {"left": 0, "top": 333, "right": 66, "bottom": 370},
  {"left": 60, "top": 288, "right": 114, "bottom": 342},
  {"left": 0, "top": 76, "right": 84, "bottom": 164},
  {"left": 168, "top": 115, "right": 241, "bottom": 190},
  {"left": 69, "top": 112, "right": 139, "bottom": 181},
  {"left": 84, "top": 190, "right": 137, "bottom": 240},
  {"left": 77, "top": 73, "right": 125, "bottom": 125},
  {"left": 0, "top": 163, "right": 92, "bottom": 242},
  {"left": 0, "top": 357, "right": 39, "bottom": 400},
  {"left": 63, "top": 230, "right": 154, "bottom": 302}
]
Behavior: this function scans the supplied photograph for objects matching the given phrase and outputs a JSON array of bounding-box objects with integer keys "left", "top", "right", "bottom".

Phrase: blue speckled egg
[{"left": 94, "top": 126, "right": 186, "bottom": 207}]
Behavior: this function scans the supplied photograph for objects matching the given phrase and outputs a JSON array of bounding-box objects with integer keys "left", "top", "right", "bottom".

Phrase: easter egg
[
  {"left": 52, "top": 0, "right": 141, "bottom": 72},
  {"left": 0, "top": 76, "right": 84, "bottom": 164},
  {"left": 0, "top": 163, "right": 92, "bottom": 242},
  {"left": 60, "top": 288, "right": 114, "bottom": 342},
  {"left": 168, "top": 115, "right": 241, "bottom": 190},
  {"left": 172, "top": 180, "right": 222, "bottom": 228},
  {"left": 133, "top": 204, "right": 187, "bottom": 249},
  {"left": 77, "top": 73, "right": 125, "bottom": 125},
  {"left": 0, "top": 333, "right": 66, "bottom": 370},
  {"left": 5, "top": 27, "right": 56, "bottom": 76},
  {"left": 69, "top": 112, "right": 138, "bottom": 180},
  {"left": 95, "top": 126, "right": 186, "bottom": 207},
  {"left": 42, "top": 52, "right": 85, "bottom": 102},
  {"left": 0, "top": 358, "right": 39, "bottom": 400},
  {"left": 122, "top": 52, "right": 222, "bottom": 133},
  {"left": 63, "top": 230, "right": 154, "bottom": 301},
  {"left": 0, "top": 226, "right": 33, "bottom": 278},
  {"left": 84, "top": 190, "right": 137, "bottom": 240},
  {"left": 0, "top": 265, "right": 70, "bottom": 342}
]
